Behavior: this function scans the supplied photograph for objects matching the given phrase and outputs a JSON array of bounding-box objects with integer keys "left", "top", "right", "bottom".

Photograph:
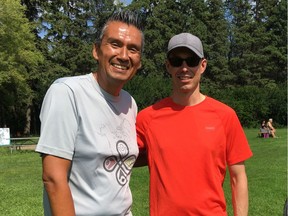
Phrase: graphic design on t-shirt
[{"left": 103, "top": 140, "right": 136, "bottom": 186}]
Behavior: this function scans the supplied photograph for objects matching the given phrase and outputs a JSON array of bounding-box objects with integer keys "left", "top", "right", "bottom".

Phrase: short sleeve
[
  {"left": 226, "top": 112, "right": 253, "bottom": 165},
  {"left": 35, "top": 82, "right": 78, "bottom": 160},
  {"left": 136, "top": 110, "right": 149, "bottom": 151}
]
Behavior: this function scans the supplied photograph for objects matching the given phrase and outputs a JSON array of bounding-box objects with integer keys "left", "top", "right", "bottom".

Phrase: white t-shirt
[{"left": 36, "top": 73, "right": 138, "bottom": 216}]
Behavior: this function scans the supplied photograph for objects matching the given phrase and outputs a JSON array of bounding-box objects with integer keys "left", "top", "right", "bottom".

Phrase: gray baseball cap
[{"left": 167, "top": 33, "right": 204, "bottom": 58}]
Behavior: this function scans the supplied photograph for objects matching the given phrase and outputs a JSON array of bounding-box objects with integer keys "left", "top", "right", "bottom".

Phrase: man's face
[
  {"left": 166, "top": 47, "right": 206, "bottom": 94},
  {"left": 93, "top": 21, "right": 142, "bottom": 95}
]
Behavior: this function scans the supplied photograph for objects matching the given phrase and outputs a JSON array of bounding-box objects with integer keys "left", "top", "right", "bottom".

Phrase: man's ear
[
  {"left": 92, "top": 43, "right": 99, "bottom": 60},
  {"left": 199, "top": 58, "right": 207, "bottom": 74},
  {"left": 137, "top": 61, "right": 142, "bottom": 70}
]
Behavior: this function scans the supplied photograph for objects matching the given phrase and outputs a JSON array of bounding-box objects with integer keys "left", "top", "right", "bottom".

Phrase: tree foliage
[
  {"left": 0, "top": 0, "right": 43, "bottom": 134},
  {"left": 0, "top": 0, "right": 286, "bottom": 135}
]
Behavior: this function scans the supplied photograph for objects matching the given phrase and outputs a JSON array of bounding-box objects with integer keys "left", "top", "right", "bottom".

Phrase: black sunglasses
[{"left": 168, "top": 56, "right": 201, "bottom": 67}]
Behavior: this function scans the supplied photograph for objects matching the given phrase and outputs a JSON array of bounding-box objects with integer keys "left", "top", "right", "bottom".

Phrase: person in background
[
  {"left": 260, "top": 120, "right": 269, "bottom": 138},
  {"left": 261, "top": 120, "right": 267, "bottom": 129},
  {"left": 267, "top": 118, "right": 277, "bottom": 138},
  {"left": 136, "top": 33, "right": 253, "bottom": 216},
  {"left": 35, "top": 10, "right": 144, "bottom": 216}
]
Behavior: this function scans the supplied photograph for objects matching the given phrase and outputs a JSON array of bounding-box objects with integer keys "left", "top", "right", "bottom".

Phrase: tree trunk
[{"left": 23, "top": 106, "right": 31, "bottom": 135}]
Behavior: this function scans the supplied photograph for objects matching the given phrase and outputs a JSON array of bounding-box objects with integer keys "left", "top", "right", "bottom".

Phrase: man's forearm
[
  {"left": 229, "top": 163, "right": 249, "bottom": 216},
  {"left": 231, "top": 181, "right": 248, "bottom": 216},
  {"left": 42, "top": 155, "right": 75, "bottom": 216},
  {"left": 45, "top": 181, "right": 75, "bottom": 216}
]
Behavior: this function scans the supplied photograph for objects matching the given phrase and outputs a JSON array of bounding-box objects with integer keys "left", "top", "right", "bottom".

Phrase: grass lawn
[
  {"left": 0, "top": 150, "right": 43, "bottom": 215},
  {"left": 0, "top": 128, "right": 286, "bottom": 215}
]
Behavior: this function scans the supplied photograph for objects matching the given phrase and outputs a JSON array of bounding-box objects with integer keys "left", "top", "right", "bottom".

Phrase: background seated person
[
  {"left": 267, "top": 118, "right": 277, "bottom": 138},
  {"left": 260, "top": 120, "right": 269, "bottom": 138}
]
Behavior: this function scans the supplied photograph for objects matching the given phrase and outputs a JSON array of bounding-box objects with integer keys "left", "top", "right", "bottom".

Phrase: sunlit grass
[
  {"left": 0, "top": 128, "right": 286, "bottom": 215},
  {"left": 0, "top": 150, "right": 43, "bottom": 216}
]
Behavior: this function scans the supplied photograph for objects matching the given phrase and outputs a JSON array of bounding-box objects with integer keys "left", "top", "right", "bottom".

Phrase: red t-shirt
[{"left": 136, "top": 97, "right": 253, "bottom": 216}]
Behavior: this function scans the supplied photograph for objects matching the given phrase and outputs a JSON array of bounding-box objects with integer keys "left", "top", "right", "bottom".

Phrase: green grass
[
  {"left": 238, "top": 129, "right": 287, "bottom": 215},
  {"left": 0, "top": 150, "right": 43, "bottom": 215},
  {"left": 0, "top": 129, "right": 286, "bottom": 215}
]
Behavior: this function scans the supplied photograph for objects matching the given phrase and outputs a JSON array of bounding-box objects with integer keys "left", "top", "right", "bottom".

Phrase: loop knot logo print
[{"left": 103, "top": 140, "right": 136, "bottom": 186}]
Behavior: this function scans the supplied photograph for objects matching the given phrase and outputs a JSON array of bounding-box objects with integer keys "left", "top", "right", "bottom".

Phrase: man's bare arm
[
  {"left": 42, "top": 155, "right": 75, "bottom": 216},
  {"left": 229, "top": 161, "right": 249, "bottom": 216}
]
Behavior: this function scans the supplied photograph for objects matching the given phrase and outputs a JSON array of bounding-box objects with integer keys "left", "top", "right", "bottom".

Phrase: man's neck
[
  {"left": 170, "top": 91, "right": 206, "bottom": 106},
  {"left": 93, "top": 72, "right": 122, "bottom": 96}
]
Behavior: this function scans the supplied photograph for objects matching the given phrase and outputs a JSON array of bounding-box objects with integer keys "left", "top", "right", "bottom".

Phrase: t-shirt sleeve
[
  {"left": 136, "top": 110, "right": 148, "bottom": 151},
  {"left": 35, "top": 82, "right": 78, "bottom": 160},
  {"left": 226, "top": 111, "right": 253, "bottom": 165}
]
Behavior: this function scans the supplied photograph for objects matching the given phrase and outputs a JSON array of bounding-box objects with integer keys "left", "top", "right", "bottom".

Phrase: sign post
[{"left": 0, "top": 128, "right": 10, "bottom": 146}]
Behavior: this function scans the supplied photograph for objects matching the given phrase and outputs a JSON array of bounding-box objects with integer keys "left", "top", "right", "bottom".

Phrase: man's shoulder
[
  {"left": 139, "top": 98, "right": 169, "bottom": 113},
  {"left": 54, "top": 74, "right": 90, "bottom": 86},
  {"left": 137, "top": 98, "right": 169, "bottom": 122},
  {"left": 50, "top": 74, "right": 92, "bottom": 94},
  {"left": 206, "top": 96, "right": 235, "bottom": 114}
]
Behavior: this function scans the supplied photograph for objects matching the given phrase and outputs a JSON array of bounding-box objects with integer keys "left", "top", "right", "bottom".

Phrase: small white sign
[{"left": 0, "top": 128, "right": 10, "bottom": 145}]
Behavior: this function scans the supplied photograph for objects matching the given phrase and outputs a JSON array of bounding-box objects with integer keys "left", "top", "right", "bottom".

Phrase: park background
[
  {"left": 0, "top": 0, "right": 286, "bottom": 136},
  {"left": 0, "top": 0, "right": 287, "bottom": 215}
]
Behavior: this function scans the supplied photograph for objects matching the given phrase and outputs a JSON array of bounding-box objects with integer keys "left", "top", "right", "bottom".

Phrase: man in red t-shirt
[{"left": 136, "top": 33, "right": 253, "bottom": 216}]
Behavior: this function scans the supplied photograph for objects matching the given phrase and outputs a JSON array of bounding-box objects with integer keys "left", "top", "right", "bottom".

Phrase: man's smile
[{"left": 112, "top": 63, "right": 129, "bottom": 70}]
